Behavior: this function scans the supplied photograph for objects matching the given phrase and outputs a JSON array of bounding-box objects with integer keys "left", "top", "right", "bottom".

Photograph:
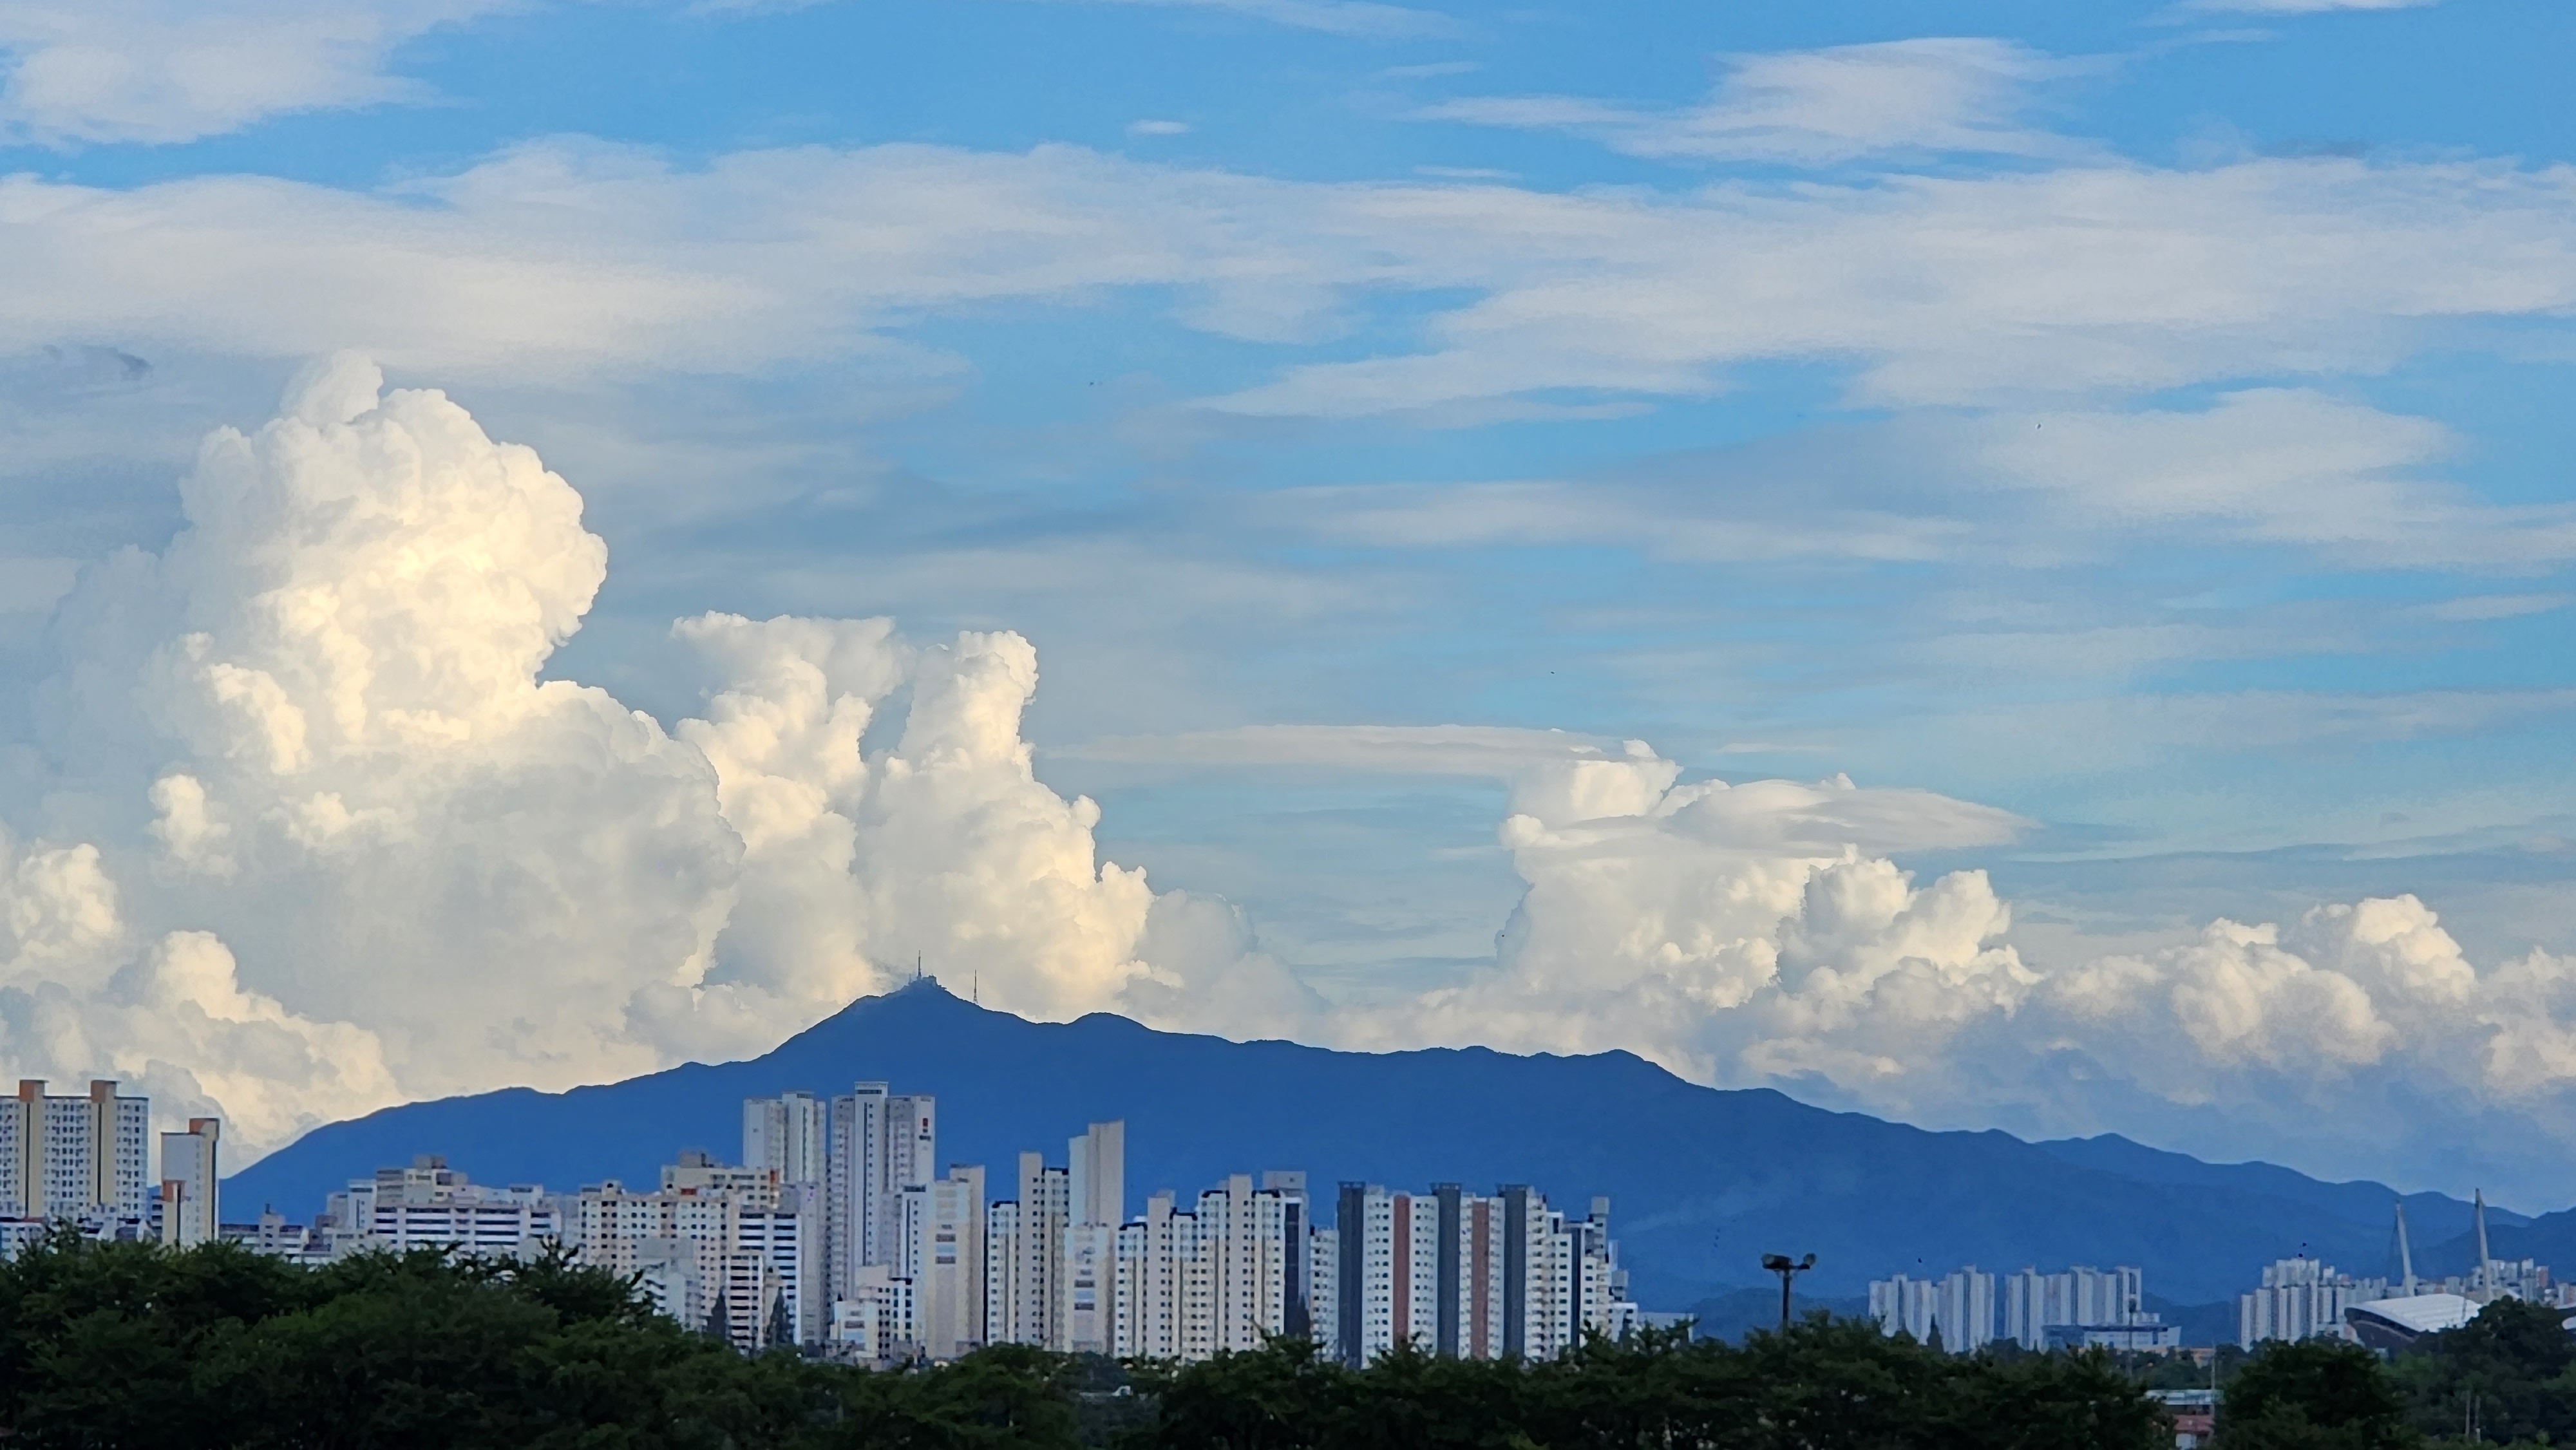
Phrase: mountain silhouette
[{"left": 229, "top": 979, "right": 2519, "bottom": 1306}]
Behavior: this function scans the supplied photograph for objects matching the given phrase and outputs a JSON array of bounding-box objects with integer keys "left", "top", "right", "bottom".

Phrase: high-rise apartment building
[
  {"left": 2237, "top": 1259, "right": 2390, "bottom": 1350},
  {"left": 983, "top": 1198, "right": 1021, "bottom": 1348},
  {"left": 1109, "top": 1171, "right": 1312, "bottom": 1361},
  {"left": 741, "top": 1091, "right": 828, "bottom": 1191},
  {"left": 980, "top": 1123, "right": 1125, "bottom": 1353},
  {"left": 737, "top": 1200, "right": 823, "bottom": 1346},
  {"left": 1068, "top": 1119, "right": 1124, "bottom": 1230},
  {"left": 572, "top": 1157, "right": 816, "bottom": 1354},
  {"left": 1329, "top": 1180, "right": 1622, "bottom": 1366},
  {"left": 745, "top": 1082, "right": 936, "bottom": 1306},
  {"left": 1307, "top": 1213, "right": 1338, "bottom": 1351},
  {"left": 158, "top": 1117, "right": 222, "bottom": 1248},
  {"left": 900, "top": 1165, "right": 987, "bottom": 1360},
  {"left": 2002, "top": 1265, "right": 2148, "bottom": 1350},
  {"left": 0, "top": 1079, "right": 150, "bottom": 1220},
  {"left": 1061, "top": 1120, "right": 1124, "bottom": 1354},
  {"left": 819, "top": 1084, "right": 936, "bottom": 1300},
  {"left": 1869, "top": 1266, "right": 1997, "bottom": 1351},
  {"left": 996, "top": 1149, "right": 1071, "bottom": 1347}
]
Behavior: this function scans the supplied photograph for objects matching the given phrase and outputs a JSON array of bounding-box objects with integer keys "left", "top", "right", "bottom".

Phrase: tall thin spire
[
  {"left": 2394, "top": 1200, "right": 2416, "bottom": 1297},
  {"left": 2474, "top": 1189, "right": 2493, "bottom": 1297}
]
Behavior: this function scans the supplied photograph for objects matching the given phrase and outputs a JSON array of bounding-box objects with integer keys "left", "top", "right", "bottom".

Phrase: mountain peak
[{"left": 228, "top": 993, "right": 2519, "bottom": 1307}]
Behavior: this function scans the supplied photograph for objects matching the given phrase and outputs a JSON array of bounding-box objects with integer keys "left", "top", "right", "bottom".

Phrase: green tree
[
  {"left": 0, "top": 1234, "right": 2214, "bottom": 1450},
  {"left": 2391, "top": 1297, "right": 2576, "bottom": 1445},
  {"left": 1947, "top": 1347, "right": 2173, "bottom": 1450},
  {"left": 817, "top": 1342, "right": 1084, "bottom": 1450},
  {"left": 2220, "top": 1338, "right": 2420, "bottom": 1449},
  {"left": 1132, "top": 1333, "right": 1347, "bottom": 1450}
]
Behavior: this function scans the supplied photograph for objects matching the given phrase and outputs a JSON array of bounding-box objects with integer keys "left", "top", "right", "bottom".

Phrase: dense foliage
[
  {"left": 2387, "top": 1297, "right": 2576, "bottom": 1447},
  {"left": 2206, "top": 1297, "right": 2576, "bottom": 1449},
  {"left": 2216, "top": 1338, "right": 2418, "bottom": 1449},
  {"left": 1132, "top": 1323, "right": 2172, "bottom": 1449},
  {"left": 0, "top": 1229, "right": 2463, "bottom": 1450},
  {"left": 0, "top": 1232, "right": 1079, "bottom": 1450}
]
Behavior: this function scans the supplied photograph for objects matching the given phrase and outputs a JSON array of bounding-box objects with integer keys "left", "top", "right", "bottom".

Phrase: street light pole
[{"left": 1762, "top": 1253, "right": 1817, "bottom": 1333}]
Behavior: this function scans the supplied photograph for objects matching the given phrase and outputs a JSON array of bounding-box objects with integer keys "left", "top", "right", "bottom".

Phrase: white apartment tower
[
  {"left": 999, "top": 1151, "right": 1072, "bottom": 1348},
  {"left": 984, "top": 1199, "right": 1022, "bottom": 1348},
  {"left": 821, "top": 1084, "right": 937, "bottom": 1300},
  {"left": 1110, "top": 1171, "right": 1312, "bottom": 1362},
  {"left": 736, "top": 1202, "right": 820, "bottom": 1350},
  {"left": 2238, "top": 1259, "right": 2387, "bottom": 1350},
  {"left": 2003, "top": 1265, "right": 2147, "bottom": 1350},
  {"left": 1068, "top": 1119, "right": 1125, "bottom": 1231},
  {"left": 1, "top": 1079, "right": 151, "bottom": 1220},
  {"left": 746, "top": 1083, "right": 936, "bottom": 1304},
  {"left": 158, "top": 1117, "right": 222, "bottom": 1248},
  {"left": 1870, "top": 1266, "right": 1998, "bottom": 1352},
  {"left": 742, "top": 1091, "right": 828, "bottom": 1191},
  {"left": 1329, "top": 1180, "right": 1618, "bottom": 1366},
  {"left": 901, "top": 1164, "right": 988, "bottom": 1360},
  {"left": 983, "top": 1122, "right": 1124, "bottom": 1353},
  {"left": 1062, "top": 1120, "right": 1126, "bottom": 1354},
  {"left": 572, "top": 1158, "right": 819, "bottom": 1353}
]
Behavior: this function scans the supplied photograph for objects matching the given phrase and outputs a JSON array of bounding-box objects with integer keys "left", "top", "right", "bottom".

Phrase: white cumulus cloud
[
  {"left": 10, "top": 363, "right": 2576, "bottom": 1200},
  {"left": 1307, "top": 743, "right": 2576, "bottom": 1198},
  {"left": 3, "top": 359, "right": 1192, "bottom": 1161}
]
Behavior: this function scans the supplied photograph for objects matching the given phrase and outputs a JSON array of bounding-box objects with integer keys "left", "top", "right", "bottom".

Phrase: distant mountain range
[{"left": 230, "top": 980, "right": 2531, "bottom": 1310}]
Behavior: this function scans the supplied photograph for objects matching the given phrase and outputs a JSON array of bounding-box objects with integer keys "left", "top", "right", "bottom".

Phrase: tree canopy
[{"left": 0, "top": 1230, "right": 2204, "bottom": 1450}]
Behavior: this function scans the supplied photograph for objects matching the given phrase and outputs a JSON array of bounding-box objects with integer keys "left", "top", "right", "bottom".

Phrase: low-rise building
[{"left": 325, "top": 1156, "right": 565, "bottom": 1261}]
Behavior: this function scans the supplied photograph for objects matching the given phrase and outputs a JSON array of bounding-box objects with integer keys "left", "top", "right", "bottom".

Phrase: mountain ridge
[{"left": 231, "top": 980, "right": 2521, "bottom": 1308}]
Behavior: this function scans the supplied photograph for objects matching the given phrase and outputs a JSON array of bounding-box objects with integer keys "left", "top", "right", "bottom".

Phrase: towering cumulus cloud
[
  {"left": 7, "top": 362, "right": 2576, "bottom": 1192},
  {"left": 3, "top": 359, "right": 1183, "bottom": 1158},
  {"left": 1356, "top": 742, "right": 2576, "bottom": 1189}
]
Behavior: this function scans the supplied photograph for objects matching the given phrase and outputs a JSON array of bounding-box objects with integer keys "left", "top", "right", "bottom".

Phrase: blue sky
[{"left": 5, "top": 0, "right": 2576, "bottom": 1191}]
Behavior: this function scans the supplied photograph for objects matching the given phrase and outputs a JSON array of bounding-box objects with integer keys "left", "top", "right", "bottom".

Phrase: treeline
[
  {"left": 0, "top": 1232, "right": 2164, "bottom": 1449},
  {"left": 0, "top": 1232, "right": 2562, "bottom": 1449}
]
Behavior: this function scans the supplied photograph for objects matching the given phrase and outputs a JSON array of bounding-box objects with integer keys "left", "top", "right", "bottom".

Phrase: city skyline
[
  {"left": 24, "top": 1061, "right": 2543, "bottom": 1361},
  {"left": 0, "top": 1067, "right": 1652, "bottom": 1364}
]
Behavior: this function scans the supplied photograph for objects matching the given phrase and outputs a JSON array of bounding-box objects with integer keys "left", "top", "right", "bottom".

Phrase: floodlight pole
[{"left": 1763, "top": 1252, "right": 1817, "bottom": 1333}]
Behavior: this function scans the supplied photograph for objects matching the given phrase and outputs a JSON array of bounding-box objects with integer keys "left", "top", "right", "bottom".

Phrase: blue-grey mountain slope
[{"left": 230, "top": 980, "right": 2515, "bottom": 1306}]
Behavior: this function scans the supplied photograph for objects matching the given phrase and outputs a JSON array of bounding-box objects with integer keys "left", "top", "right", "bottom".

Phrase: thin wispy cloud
[
  {"left": 15, "top": 137, "right": 2573, "bottom": 425},
  {"left": 1039, "top": 0, "right": 1458, "bottom": 39},
  {"left": 1414, "top": 37, "right": 2097, "bottom": 165},
  {"left": 0, "top": 0, "right": 511, "bottom": 145},
  {"left": 1277, "top": 392, "right": 2576, "bottom": 572},
  {"left": 1377, "top": 59, "right": 1478, "bottom": 78},
  {"left": 1061, "top": 722, "right": 1651, "bottom": 773},
  {"left": 2181, "top": 0, "right": 2438, "bottom": 12}
]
